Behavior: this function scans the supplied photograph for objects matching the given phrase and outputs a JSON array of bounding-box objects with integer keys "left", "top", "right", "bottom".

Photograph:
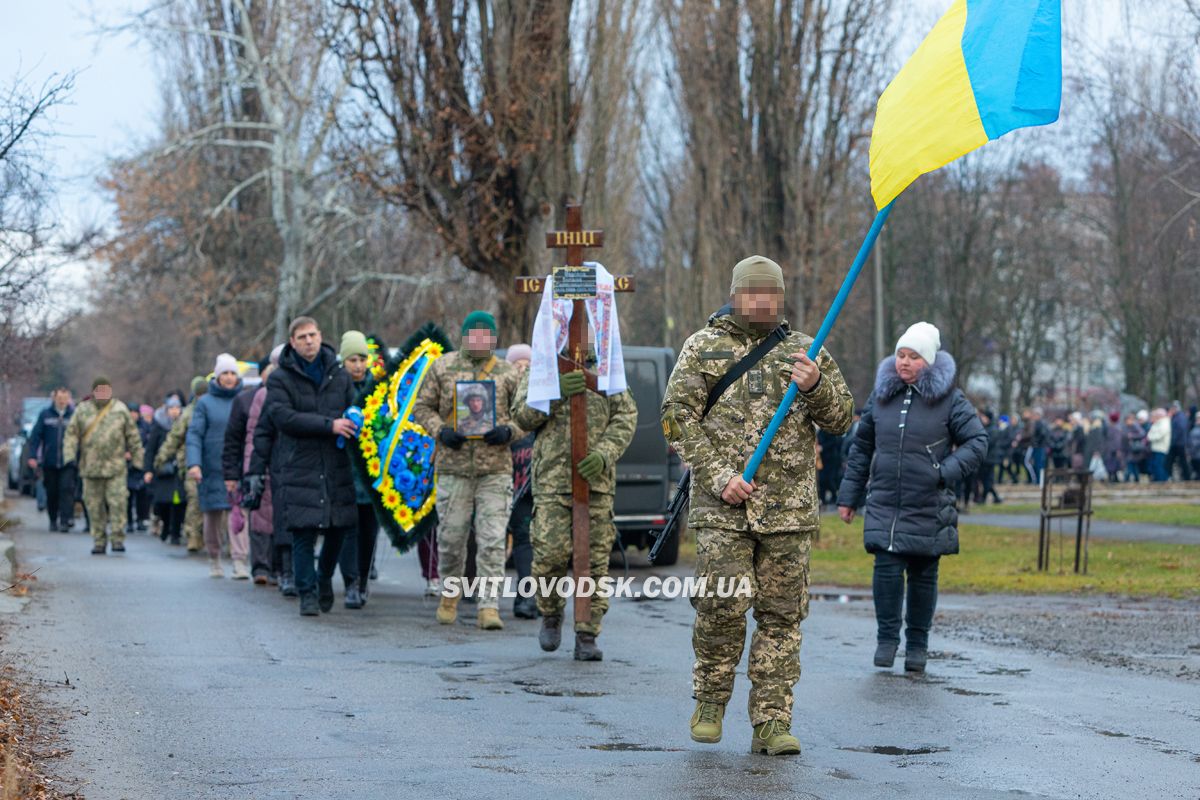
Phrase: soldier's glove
[
  {"left": 240, "top": 475, "right": 265, "bottom": 511},
  {"left": 559, "top": 370, "right": 587, "bottom": 398},
  {"left": 482, "top": 425, "right": 513, "bottom": 445},
  {"left": 438, "top": 426, "right": 468, "bottom": 450},
  {"left": 577, "top": 452, "right": 607, "bottom": 483}
]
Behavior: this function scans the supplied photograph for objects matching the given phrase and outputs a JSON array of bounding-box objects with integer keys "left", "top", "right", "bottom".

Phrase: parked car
[{"left": 7, "top": 396, "right": 48, "bottom": 495}]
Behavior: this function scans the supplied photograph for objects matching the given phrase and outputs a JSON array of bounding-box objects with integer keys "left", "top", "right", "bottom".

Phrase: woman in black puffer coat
[{"left": 837, "top": 322, "right": 987, "bottom": 673}]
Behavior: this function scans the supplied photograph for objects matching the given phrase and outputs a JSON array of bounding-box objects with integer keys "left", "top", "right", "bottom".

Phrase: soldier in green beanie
[
  {"left": 661, "top": 255, "right": 854, "bottom": 755},
  {"left": 413, "top": 309, "right": 523, "bottom": 631}
]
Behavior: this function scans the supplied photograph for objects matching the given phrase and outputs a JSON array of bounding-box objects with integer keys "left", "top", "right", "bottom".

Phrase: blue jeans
[
  {"left": 1024, "top": 447, "right": 1046, "bottom": 484},
  {"left": 873, "top": 551, "right": 940, "bottom": 651},
  {"left": 292, "top": 526, "right": 353, "bottom": 598},
  {"left": 1150, "top": 452, "right": 1168, "bottom": 482}
]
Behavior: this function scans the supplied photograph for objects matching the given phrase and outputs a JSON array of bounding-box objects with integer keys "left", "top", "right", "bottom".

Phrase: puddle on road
[
  {"left": 514, "top": 679, "right": 606, "bottom": 698},
  {"left": 589, "top": 742, "right": 684, "bottom": 752},
  {"left": 839, "top": 745, "right": 950, "bottom": 756},
  {"left": 979, "top": 667, "right": 1031, "bottom": 676},
  {"left": 944, "top": 687, "right": 1001, "bottom": 697}
]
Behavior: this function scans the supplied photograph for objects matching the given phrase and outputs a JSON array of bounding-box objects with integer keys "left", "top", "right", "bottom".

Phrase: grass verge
[
  {"left": 0, "top": 666, "right": 79, "bottom": 800},
  {"left": 810, "top": 518, "right": 1200, "bottom": 598}
]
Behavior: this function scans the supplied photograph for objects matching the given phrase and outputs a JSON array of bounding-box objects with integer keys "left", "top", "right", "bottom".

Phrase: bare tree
[
  {"left": 1074, "top": 48, "right": 1200, "bottom": 403},
  {"left": 334, "top": 0, "right": 653, "bottom": 340},
  {"left": 0, "top": 70, "right": 74, "bottom": 321},
  {"left": 0, "top": 69, "right": 74, "bottom": 408},
  {"left": 649, "top": 0, "right": 892, "bottom": 341}
]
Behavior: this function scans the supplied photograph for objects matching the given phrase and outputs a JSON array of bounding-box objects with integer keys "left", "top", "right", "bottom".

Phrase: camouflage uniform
[
  {"left": 156, "top": 402, "right": 202, "bottom": 551},
  {"left": 661, "top": 311, "right": 853, "bottom": 725},
  {"left": 510, "top": 366, "right": 638, "bottom": 634},
  {"left": 63, "top": 399, "right": 145, "bottom": 548},
  {"left": 412, "top": 350, "right": 522, "bottom": 610}
]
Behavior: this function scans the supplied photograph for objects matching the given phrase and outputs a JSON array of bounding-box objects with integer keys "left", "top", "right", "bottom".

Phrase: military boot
[
  {"left": 751, "top": 720, "right": 801, "bottom": 756},
  {"left": 573, "top": 633, "right": 602, "bottom": 661},
  {"left": 689, "top": 701, "right": 725, "bottom": 744},
  {"left": 477, "top": 607, "right": 504, "bottom": 630},
  {"left": 538, "top": 615, "right": 562, "bottom": 652},
  {"left": 436, "top": 595, "right": 459, "bottom": 625}
]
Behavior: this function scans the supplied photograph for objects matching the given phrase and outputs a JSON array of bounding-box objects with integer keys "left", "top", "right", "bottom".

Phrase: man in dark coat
[
  {"left": 26, "top": 387, "right": 75, "bottom": 532},
  {"left": 262, "top": 316, "right": 358, "bottom": 616}
]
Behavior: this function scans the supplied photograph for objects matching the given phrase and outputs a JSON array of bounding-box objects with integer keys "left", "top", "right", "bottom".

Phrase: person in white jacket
[{"left": 1147, "top": 408, "right": 1171, "bottom": 482}]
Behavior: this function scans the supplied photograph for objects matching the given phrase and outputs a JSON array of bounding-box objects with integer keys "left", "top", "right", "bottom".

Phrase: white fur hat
[
  {"left": 895, "top": 322, "right": 940, "bottom": 365},
  {"left": 213, "top": 352, "right": 239, "bottom": 377}
]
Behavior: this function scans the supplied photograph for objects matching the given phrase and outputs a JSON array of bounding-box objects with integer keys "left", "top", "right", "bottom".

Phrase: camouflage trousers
[
  {"left": 532, "top": 493, "right": 617, "bottom": 636},
  {"left": 691, "top": 526, "right": 812, "bottom": 726},
  {"left": 437, "top": 472, "right": 511, "bottom": 610},
  {"left": 182, "top": 478, "right": 203, "bottom": 551},
  {"left": 82, "top": 477, "right": 129, "bottom": 547}
]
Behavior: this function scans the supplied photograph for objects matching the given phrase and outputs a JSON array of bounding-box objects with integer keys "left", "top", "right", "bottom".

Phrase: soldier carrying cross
[{"left": 511, "top": 204, "right": 637, "bottom": 661}]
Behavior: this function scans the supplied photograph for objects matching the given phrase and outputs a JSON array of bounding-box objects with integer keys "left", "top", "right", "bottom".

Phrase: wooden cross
[{"left": 515, "top": 203, "right": 634, "bottom": 626}]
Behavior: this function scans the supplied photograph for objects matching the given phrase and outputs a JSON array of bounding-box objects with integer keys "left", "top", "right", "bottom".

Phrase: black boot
[
  {"left": 279, "top": 574, "right": 297, "bottom": 597},
  {"left": 874, "top": 642, "right": 898, "bottom": 668},
  {"left": 513, "top": 595, "right": 539, "bottom": 619},
  {"left": 904, "top": 647, "right": 928, "bottom": 673},
  {"left": 299, "top": 593, "right": 320, "bottom": 616},
  {"left": 318, "top": 577, "right": 335, "bottom": 613},
  {"left": 574, "top": 633, "right": 603, "bottom": 662},
  {"left": 539, "top": 615, "right": 562, "bottom": 652},
  {"left": 344, "top": 584, "right": 364, "bottom": 609}
]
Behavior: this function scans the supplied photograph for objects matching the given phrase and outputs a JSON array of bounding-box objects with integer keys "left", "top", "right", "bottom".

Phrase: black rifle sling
[{"left": 702, "top": 324, "right": 789, "bottom": 418}]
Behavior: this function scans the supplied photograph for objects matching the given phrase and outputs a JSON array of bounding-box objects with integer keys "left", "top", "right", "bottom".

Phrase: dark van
[{"left": 613, "top": 346, "right": 683, "bottom": 564}]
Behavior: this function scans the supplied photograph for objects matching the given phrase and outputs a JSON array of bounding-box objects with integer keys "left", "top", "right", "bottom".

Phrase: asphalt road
[{"left": 5, "top": 496, "right": 1200, "bottom": 800}]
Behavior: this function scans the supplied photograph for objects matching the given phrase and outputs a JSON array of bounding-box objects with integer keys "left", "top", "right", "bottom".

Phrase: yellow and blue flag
[{"left": 869, "top": 0, "right": 1062, "bottom": 210}]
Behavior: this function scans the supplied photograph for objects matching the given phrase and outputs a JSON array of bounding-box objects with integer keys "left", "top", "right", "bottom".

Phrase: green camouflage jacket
[
  {"left": 155, "top": 402, "right": 195, "bottom": 474},
  {"left": 412, "top": 349, "right": 523, "bottom": 477},
  {"left": 510, "top": 368, "right": 638, "bottom": 498},
  {"left": 661, "top": 313, "right": 854, "bottom": 533},
  {"left": 63, "top": 399, "right": 145, "bottom": 480}
]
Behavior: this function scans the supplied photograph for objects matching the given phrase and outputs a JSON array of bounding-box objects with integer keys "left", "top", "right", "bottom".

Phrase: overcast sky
[{"left": 0, "top": 0, "right": 1185, "bottom": 296}]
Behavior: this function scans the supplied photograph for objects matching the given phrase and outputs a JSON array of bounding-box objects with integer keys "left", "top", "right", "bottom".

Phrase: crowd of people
[
  {"left": 18, "top": 255, "right": 1200, "bottom": 758},
  {"left": 815, "top": 397, "right": 1200, "bottom": 511},
  {"left": 22, "top": 312, "right": 637, "bottom": 659}
]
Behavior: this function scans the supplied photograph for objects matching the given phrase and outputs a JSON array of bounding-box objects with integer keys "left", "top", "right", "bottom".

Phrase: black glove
[
  {"left": 438, "top": 426, "right": 468, "bottom": 450},
  {"left": 240, "top": 475, "right": 265, "bottom": 510},
  {"left": 482, "top": 425, "right": 513, "bottom": 445}
]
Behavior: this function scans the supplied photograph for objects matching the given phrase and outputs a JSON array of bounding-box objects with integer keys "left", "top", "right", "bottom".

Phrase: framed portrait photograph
[{"left": 454, "top": 380, "right": 496, "bottom": 439}]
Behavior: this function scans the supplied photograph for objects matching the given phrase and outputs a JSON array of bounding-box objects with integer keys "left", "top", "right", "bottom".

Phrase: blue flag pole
[{"left": 741, "top": 201, "right": 895, "bottom": 482}]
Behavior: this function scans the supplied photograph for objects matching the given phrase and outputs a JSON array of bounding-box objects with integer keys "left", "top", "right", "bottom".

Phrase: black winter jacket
[
  {"left": 837, "top": 352, "right": 987, "bottom": 557},
  {"left": 221, "top": 387, "right": 258, "bottom": 482},
  {"left": 264, "top": 343, "right": 357, "bottom": 531},
  {"left": 27, "top": 404, "right": 74, "bottom": 468},
  {"left": 143, "top": 409, "right": 182, "bottom": 506}
]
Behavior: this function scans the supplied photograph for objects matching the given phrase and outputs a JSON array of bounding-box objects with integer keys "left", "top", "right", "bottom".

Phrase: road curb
[{"left": 0, "top": 535, "right": 13, "bottom": 583}]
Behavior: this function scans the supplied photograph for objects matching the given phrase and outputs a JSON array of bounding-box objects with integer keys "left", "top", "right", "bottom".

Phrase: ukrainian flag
[{"left": 869, "top": 0, "right": 1062, "bottom": 210}]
